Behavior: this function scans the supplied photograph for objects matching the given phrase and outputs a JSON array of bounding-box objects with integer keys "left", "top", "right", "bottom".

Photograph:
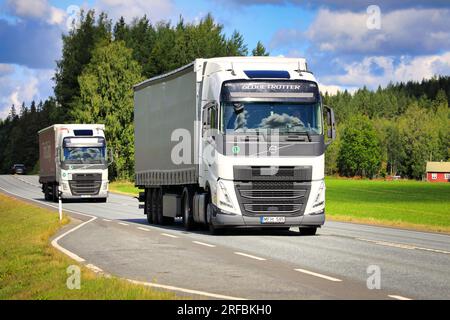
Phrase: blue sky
[{"left": 1, "top": 0, "right": 450, "bottom": 119}]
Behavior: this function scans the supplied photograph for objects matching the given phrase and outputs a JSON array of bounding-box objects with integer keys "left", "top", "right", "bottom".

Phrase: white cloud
[
  {"left": 6, "top": 0, "right": 48, "bottom": 18},
  {"left": 271, "top": 8, "right": 450, "bottom": 57},
  {"left": 320, "top": 52, "right": 450, "bottom": 89},
  {"left": 0, "top": 65, "right": 53, "bottom": 120},
  {"left": 6, "top": 0, "right": 66, "bottom": 25},
  {"left": 95, "top": 0, "right": 175, "bottom": 23},
  {"left": 220, "top": 0, "right": 450, "bottom": 11},
  {"left": 318, "top": 83, "right": 353, "bottom": 95},
  {"left": 0, "top": 64, "right": 15, "bottom": 75}
]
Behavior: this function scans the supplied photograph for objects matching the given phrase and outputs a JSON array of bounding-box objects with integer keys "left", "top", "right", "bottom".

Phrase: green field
[
  {"left": 110, "top": 178, "right": 450, "bottom": 233},
  {"left": 325, "top": 177, "right": 450, "bottom": 233},
  {"left": 0, "top": 193, "right": 177, "bottom": 299}
]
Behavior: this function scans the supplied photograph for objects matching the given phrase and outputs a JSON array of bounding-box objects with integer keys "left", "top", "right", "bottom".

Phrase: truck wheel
[
  {"left": 299, "top": 227, "right": 317, "bottom": 236},
  {"left": 182, "top": 188, "right": 195, "bottom": 230},
  {"left": 52, "top": 184, "right": 58, "bottom": 203},
  {"left": 156, "top": 189, "right": 165, "bottom": 225},
  {"left": 145, "top": 189, "right": 153, "bottom": 224},
  {"left": 151, "top": 189, "right": 159, "bottom": 225},
  {"left": 206, "top": 202, "right": 223, "bottom": 235},
  {"left": 44, "top": 184, "right": 51, "bottom": 201}
]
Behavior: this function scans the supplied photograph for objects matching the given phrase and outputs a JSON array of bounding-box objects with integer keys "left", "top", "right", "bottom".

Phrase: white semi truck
[
  {"left": 38, "top": 124, "right": 110, "bottom": 202},
  {"left": 134, "top": 57, "right": 335, "bottom": 234}
]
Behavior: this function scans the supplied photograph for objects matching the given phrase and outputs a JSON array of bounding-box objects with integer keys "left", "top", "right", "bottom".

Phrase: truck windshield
[
  {"left": 221, "top": 102, "right": 323, "bottom": 134},
  {"left": 63, "top": 147, "right": 105, "bottom": 164}
]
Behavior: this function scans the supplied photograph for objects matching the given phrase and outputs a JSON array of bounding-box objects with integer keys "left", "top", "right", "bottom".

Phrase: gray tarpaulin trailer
[{"left": 134, "top": 62, "right": 200, "bottom": 187}]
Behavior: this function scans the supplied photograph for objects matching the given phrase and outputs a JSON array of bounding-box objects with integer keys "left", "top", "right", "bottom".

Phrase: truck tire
[
  {"left": 151, "top": 189, "right": 160, "bottom": 225},
  {"left": 299, "top": 227, "right": 317, "bottom": 236},
  {"left": 145, "top": 189, "right": 153, "bottom": 224},
  {"left": 206, "top": 199, "right": 223, "bottom": 235},
  {"left": 182, "top": 188, "right": 195, "bottom": 230},
  {"left": 52, "top": 184, "right": 58, "bottom": 203},
  {"left": 44, "top": 184, "right": 51, "bottom": 201}
]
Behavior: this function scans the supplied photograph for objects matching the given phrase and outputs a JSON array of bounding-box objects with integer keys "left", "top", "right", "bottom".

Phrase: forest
[{"left": 0, "top": 11, "right": 448, "bottom": 180}]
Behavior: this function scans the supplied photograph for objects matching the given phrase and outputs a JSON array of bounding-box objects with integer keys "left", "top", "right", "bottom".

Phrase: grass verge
[{"left": 0, "top": 193, "right": 177, "bottom": 299}]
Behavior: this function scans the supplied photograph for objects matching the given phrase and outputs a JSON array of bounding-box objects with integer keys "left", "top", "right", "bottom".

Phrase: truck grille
[
  {"left": 235, "top": 181, "right": 311, "bottom": 216},
  {"left": 69, "top": 173, "right": 102, "bottom": 196},
  {"left": 234, "top": 166, "right": 312, "bottom": 181}
]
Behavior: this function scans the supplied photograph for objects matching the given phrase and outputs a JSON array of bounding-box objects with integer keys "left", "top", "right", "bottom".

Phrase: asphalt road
[{"left": 1, "top": 175, "right": 449, "bottom": 299}]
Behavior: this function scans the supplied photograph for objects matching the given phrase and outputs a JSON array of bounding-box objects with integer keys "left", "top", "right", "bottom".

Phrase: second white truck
[
  {"left": 134, "top": 57, "right": 336, "bottom": 234},
  {"left": 38, "top": 124, "right": 111, "bottom": 202}
]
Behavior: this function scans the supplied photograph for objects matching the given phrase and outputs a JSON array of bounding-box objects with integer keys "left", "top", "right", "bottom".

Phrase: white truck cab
[{"left": 38, "top": 124, "right": 110, "bottom": 202}]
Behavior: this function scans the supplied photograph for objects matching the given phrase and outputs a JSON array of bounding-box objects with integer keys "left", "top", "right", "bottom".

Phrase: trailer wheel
[
  {"left": 182, "top": 188, "right": 195, "bottom": 230},
  {"left": 299, "top": 227, "right": 317, "bottom": 236},
  {"left": 145, "top": 189, "right": 153, "bottom": 224},
  {"left": 157, "top": 188, "right": 166, "bottom": 225},
  {"left": 151, "top": 189, "right": 159, "bottom": 224}
]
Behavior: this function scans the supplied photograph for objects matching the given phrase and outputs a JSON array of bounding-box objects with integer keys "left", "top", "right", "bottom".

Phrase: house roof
[{"left": 426, "top": 162, "right": 450, "bottom": 173}]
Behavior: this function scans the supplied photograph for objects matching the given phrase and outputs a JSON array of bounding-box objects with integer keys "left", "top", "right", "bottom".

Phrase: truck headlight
[
  {"left": 102, "top": 182, "right": 108, "bottom": 191},
  {"left": 313, "top": 181, "right": 325, "bottom": 208},
  {"left": 62, "top": 182, "right": 69, "bottom": 191},
  {"left": 217, "top": 180, "right": 234, "bottom": 210}
]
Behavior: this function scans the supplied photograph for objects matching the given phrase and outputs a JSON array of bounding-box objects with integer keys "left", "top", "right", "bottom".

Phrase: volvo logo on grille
[{"left": 268, "top": 145, "right": 278, "bottom": 155}]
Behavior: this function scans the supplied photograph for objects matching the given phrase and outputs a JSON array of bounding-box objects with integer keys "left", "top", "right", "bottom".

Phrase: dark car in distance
[{"left": 11, "top": 164, "right": 26, "bottom": 175}]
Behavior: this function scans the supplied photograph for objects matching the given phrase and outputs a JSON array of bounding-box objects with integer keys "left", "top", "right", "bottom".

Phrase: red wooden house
[{"left": 426, "top": 162, "right": 450, "bottom": 182}]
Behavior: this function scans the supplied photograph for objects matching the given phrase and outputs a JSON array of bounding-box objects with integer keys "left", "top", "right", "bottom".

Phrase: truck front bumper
[
  {"left": 60, "top": 190, "right": 109, "bottom": 200},
  {"left": 210, "top": 204, "right": 325, "bottom": 228}
]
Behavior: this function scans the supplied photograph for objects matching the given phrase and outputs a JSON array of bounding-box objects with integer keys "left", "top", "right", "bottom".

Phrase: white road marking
[
  {"left": 193, "top": 241, "right": 216, "bottom": 248},
  {"left": 416, "top": 247, "right": 450, "bottom": 254},
  {"left": 118, "top": 222, "right": 129, "bottom": 226},
  {"left": 51, "top": 217, "right": 96, "bottom": 262},
  {"left": 12, "top": 175, "right": 41, "bottom": 188},
  {"left": 161, "top": 233, "right": 179, "bottom": 238},
  {"left": 388, "top": 295, "right": 412, "bottom": 300},
  {"left": 1, "top": 180, "right": 247, "bottom": 300},
  {"left": 356, "top": 238, "right": 450, "bottom": 255},
  {"left": 0, "top": 184, "right": 97, "bottom": 263},
  {"left": 128, "top": 279, "right": 246, "bottom": 300},
  {"left": 86, "top": 264, "right": 103, "bottom": 273},
  {"left": 294, "top": 268, "right": 342, "bottom": 282},
  {"left": 138, "top": 227, "right": 151, "bottom": 232},
  {"left": 102, "top": 219, "right": 112, "bottom": 222},
  {"left": 234, "top": 252, "right": 266, "bottom": 261}
]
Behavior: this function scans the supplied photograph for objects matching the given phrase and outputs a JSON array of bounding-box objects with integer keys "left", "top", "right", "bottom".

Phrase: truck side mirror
[
  {"left": 324, "top": 105, "right": 336, "bottom": 142},
  {"left": 107, "top": 148, "right": 114, "bottom": 166}
]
